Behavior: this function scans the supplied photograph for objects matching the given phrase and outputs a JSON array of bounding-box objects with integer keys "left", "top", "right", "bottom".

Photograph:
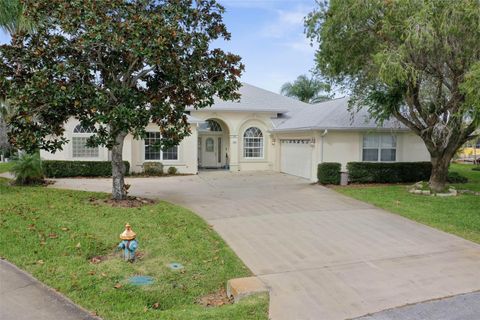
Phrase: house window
[
  {"left": 205, "top": 138, "right": 214, "bottom": 152},
  {"left": 144, "top": 132, "right": 178, "bottom": 161},
  {"left": 362, "top": 134, "right": 396, "bottom": 162},
  {"left": 243, "top": 127, "right": 263, "bottom": 158},
  {"left": 72, "top": 124, "right": 99, "bottom": 158}
]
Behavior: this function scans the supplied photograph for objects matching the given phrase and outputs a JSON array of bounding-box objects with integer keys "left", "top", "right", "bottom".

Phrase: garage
[{"left": 280, "top": 139, "right": 313, "bottom": 179}]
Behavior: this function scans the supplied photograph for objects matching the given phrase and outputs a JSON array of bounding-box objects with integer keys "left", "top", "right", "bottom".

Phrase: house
[{"left": 40, "top": 83, "right": 430, "bottom": 181}]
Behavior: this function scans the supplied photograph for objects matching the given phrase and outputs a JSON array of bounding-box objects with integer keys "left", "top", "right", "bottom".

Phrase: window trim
[
  {"left": 71, "top": 125, "right": 99, "bottom": 158},
  {"left": 243, "top": 127, "right": 264, "bottom": 159},
  {"left": 362, "top": 134, "right": 397, "bottom": 162},
  {"left": 143, "top": 131, "right": 179, "bottom": 162}
]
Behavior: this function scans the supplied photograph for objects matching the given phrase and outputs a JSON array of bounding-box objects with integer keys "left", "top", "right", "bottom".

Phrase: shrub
[
  {"left": 347, "top": 162, "right": 432, "bottom": 184},
  {"left": 43, "top": 160, "right": 130, "bottom": 178},
  {"left": 473, "top": 167, "right": 480, "bottom": 171},
  {"left": 447, "top": 172, "right": 468, "bottom": 183},
  {"left": 317, "top": 162, "right": 341, "bottom": 185},
  {"left": 143, "top": 162, "right": 163, "bottom": 176},
  {"left": 167, "top": 166, "right": 178, "bottom": 175},
  {"left": 11, "top": 153, "right": 44, "bottom": 185}
]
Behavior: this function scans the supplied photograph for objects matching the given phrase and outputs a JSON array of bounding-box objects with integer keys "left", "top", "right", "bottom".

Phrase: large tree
[
  {"left": 280, "top": 74, "right": 331, "bottom": 104},
  {"left": 0, "top": 0, "right": 243, "bottom": 199},
  {"left": 306, "top": 0, "right": 480, "bottom": 191}
]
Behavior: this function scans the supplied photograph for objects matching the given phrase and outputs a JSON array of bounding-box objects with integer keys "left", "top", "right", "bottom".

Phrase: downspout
[{"left": 320, "top": 129, "right": 328, "bottom": 163}]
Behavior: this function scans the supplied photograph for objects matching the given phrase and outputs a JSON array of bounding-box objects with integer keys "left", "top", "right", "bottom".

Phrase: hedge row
[
  {"left": 347, "top": 162, "right": 432, "bottom": 183},
  {"left": 43, "top": 160, "right": 130, "bottom": 178},
  {"left": 317, "top": 163, "right": 341, "bottom": 185}
]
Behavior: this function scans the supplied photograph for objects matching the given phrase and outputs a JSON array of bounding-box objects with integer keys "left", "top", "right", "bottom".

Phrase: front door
[{"left": 202, "top": 136, "right": 223, "bottom": 168}]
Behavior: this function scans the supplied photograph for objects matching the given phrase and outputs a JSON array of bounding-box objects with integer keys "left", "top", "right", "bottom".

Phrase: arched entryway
[{"left": 198, "top": 119, "right": 230, "bottom": 169}]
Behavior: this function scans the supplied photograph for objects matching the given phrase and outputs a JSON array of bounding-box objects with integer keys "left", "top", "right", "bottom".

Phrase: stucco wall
[
  {"left": 40, "top": 118, "right": 199, "bottom": 175},
  {"left": 129, "top": 122, "right": 198, "bottom": 174},
  {"left": 322, "top": 130, "right": 430, "bottom": 171},
  {"left": 40, "top": 118, "right": 109, "bottom": 162},
  {"left": 190, "top": 110, "right": 277, "bottom": 172}
]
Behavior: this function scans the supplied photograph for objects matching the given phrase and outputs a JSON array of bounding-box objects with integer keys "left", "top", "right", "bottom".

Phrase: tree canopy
[
  {"left": 280, "top": 74, "right": 331, "bottom": 104},
  {"left": 306, "top": 0, "right": 480, "bottom": 191},
  {"left": 0, "top": 0, "right": 243, "bottom": 199}
]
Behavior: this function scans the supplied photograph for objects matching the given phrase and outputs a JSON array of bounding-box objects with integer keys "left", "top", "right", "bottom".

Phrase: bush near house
[
  {"left": 167, "top": 166, "right": 178, "bottom": 175},
  {"left": 347, "top": 162, "right": 432, "bottom": 183},
  {"left": 143, "top": 162, "right": 164, "bottom": 176},
  {"left": 317, "top": 162, "right": 341, "bottom": 185},
  {"left": 43, "top": 160, "right": 130, "bottom": 178}
]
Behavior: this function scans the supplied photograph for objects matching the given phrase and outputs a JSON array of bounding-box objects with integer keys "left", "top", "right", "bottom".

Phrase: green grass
[
  {"left": 450, "top": 163, "right": 480, "bottom": 191},
  {"left": 334, "top": 163, "right": 480, "bottom": 244},
  {"left": 0, "top": 162, "right": 13, "bottom": 173},
  {"left": 0, "top": 179, "right": 268, "bottom": 320}
]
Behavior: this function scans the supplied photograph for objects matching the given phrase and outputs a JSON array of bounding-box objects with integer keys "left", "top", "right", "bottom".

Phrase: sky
[{"left": 0, "top": 0, "right": 318, "bottom": 93}]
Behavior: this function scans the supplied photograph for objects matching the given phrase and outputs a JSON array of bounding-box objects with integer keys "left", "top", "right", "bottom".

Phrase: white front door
[{"left": 202, "top": 136, "right": 223, "bottom": 168}]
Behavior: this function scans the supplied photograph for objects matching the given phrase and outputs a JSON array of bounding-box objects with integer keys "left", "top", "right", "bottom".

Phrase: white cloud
[{"left": 261, "top": 6, "right": 310, "bottom": 38}]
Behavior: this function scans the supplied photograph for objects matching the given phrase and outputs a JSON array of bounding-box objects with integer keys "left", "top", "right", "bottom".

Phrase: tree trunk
[
  {"left": 111, "top": 132, "right": 127, "bottom": 200},
  {"left": 429, "top": 154, "right": 452, "bottom": 192}
]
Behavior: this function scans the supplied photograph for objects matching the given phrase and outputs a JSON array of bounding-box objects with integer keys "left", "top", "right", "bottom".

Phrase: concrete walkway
[
  {"left": 50, "top": 171, "right": 480, "bottom": 320},
  {"left": 0, "top": 259, "right": 99, "bottom": 320}
]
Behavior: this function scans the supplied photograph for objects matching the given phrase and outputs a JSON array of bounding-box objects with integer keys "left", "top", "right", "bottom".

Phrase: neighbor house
[{"left": 40, "top": 83, "right": 430, "bottom": 181}]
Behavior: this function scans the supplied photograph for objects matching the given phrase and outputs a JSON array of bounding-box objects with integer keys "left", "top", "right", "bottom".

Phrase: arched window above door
[{"left": 199, "top": 119, "right": 222, "bottom": 132}]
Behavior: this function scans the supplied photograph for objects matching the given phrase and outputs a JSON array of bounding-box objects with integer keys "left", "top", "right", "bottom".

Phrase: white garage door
[{"left": 280, "top": 139, "right": 313, "bottom": 179}]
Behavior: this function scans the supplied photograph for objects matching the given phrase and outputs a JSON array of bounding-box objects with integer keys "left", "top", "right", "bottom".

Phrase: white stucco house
[{"left": 40, "top": 83, "right": 430, "bottom": 182}]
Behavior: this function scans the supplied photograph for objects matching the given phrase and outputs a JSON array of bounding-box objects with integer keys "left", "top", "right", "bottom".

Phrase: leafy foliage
[
  {"left": 447, "top": 171, "right": 468, "bottom": 184},
  {"left": 306, "top": 0, "right": 480, "bottom": 191},
  {"left": 280, "top": 75, "right": 331, "bottom": 103},
  {"left": 317, "top": 162, "right": 341, "bottom": 185},
  {"left": 347, "top": 162, "right": 432, "bottom": 184},
  {"left": 142, "top": 162, "right": 164, "bottom": 176},
  {"left": 0, "top": 0, "right": 243, "bottom": 199},
  {"left": 11, "top": 153, "right": 44, "bottom": 185},
  {"left": 0, "top": 0, "right": 34, "bottom": 34},
  {"left": 167, "top": 166, "right": 178, "bottom": 175},
  {"left": 43, "top": 160, "right": 130, "bottom": 178}
]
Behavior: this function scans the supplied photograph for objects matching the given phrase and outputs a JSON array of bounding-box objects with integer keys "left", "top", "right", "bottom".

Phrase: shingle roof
[
  {"left": 188, "top": 82, "right": 310, "bottom": 113},
  {"left": 273, "top": 97, "right": 407, "bottom": 131}
]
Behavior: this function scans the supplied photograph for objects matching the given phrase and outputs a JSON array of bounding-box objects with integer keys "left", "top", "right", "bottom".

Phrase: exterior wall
[
  {"left": 273, "top": 130, "right": 430, "bottom": 181},
  {"left": 129, "top": 122, "right": 198, "bottom": 174},
  {"left": 40, "top": 118, "right": 198, "bottom": 175},
  {"left": 321, "top": 130, "right": 430, "bottom": 171},
  {"left": 190, "top": 110, "right": 277, "bottom": 172},
  {"left": 40, "top": 118, "right": 109, "bottom": 162}
]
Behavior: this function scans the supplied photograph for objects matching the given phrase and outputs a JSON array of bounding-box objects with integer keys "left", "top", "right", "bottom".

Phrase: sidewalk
[{"left": 0, "top": 259, "right": 100, "bottom": 320}]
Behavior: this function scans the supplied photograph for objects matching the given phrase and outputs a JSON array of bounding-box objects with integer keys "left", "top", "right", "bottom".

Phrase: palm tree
[
  {"left": 0, "top": 0, "right": 32, "bottom": 34},
  {"left": 281, "top": 75, "right": 332, "bottom": 104}
]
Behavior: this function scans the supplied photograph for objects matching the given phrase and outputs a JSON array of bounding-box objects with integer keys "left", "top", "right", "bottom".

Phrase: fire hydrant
[{"left": 118, "top": 223, "right": 138, "bottom": 262}]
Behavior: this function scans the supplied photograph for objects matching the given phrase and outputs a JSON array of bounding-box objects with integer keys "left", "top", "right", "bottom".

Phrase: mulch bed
[{"left": 88, "top": 196, "right": 156, "bottom": 208}]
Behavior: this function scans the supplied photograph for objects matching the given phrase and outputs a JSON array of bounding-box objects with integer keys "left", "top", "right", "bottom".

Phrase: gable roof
[
  {"left": 188, "top": 82, "right": 310, "bottom": 113},
  {"left": 273, "top": 97, "right": 407, "bottom": 132}
]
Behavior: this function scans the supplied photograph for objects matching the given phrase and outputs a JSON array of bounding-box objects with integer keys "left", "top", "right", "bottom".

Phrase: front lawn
[
  {"left": 0, "top": 179, "right": 268, "bottom": 320},
  {"left": 335, "top": 163, "right": 480, "bottom": 244},
  {"left": 0, "top": 162, "right": 13, "bottom": 173}
]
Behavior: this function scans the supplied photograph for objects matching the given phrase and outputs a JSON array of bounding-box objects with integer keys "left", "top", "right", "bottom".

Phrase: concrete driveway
[{"left": 51, "top": 171, "right": 480, "bottom": 320}]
